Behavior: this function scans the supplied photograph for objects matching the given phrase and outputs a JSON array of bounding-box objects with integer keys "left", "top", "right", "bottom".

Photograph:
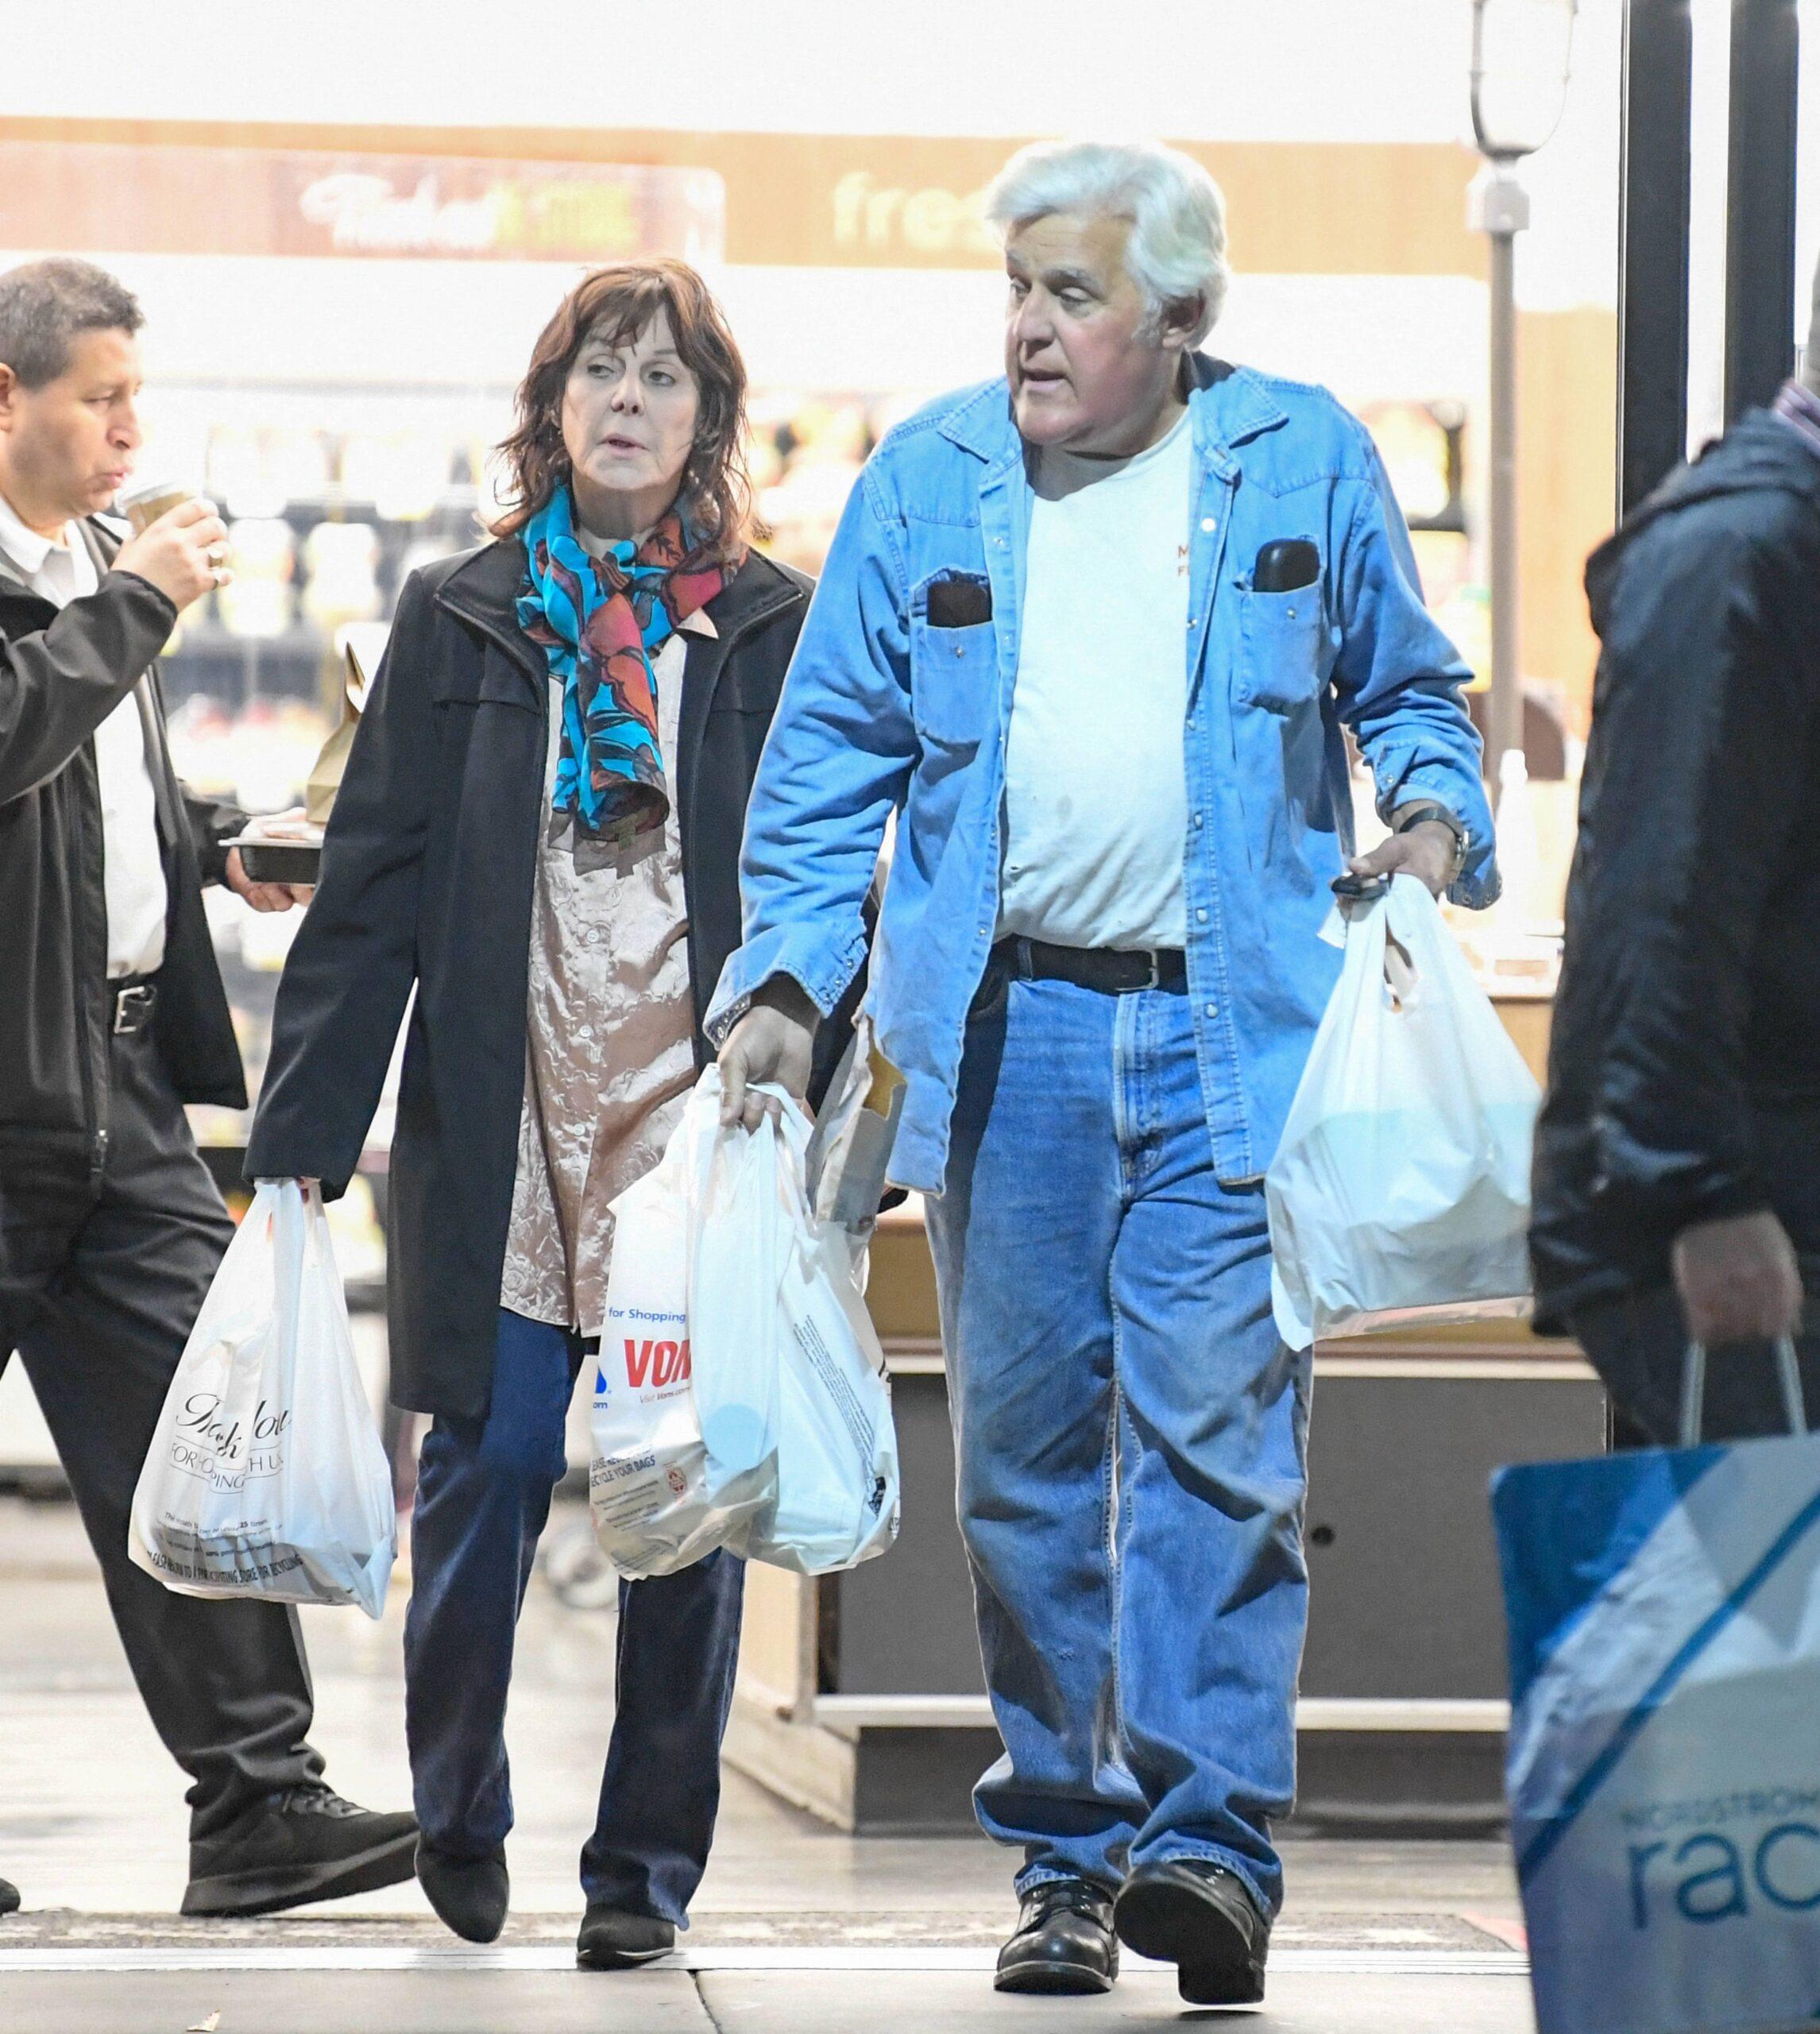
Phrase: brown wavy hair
[{"left": 492, "top": 259, "right": 756, "bottom": 564}]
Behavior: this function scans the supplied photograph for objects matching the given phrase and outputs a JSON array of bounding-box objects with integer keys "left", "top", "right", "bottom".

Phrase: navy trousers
[{"left": 403, "top": 1307, "right": 744, "bottom": 1922}]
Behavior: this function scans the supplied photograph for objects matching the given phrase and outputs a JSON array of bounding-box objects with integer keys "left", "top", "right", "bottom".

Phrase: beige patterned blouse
[{"left": 498, "top": 612, "right": 713, "bottom": 1336}]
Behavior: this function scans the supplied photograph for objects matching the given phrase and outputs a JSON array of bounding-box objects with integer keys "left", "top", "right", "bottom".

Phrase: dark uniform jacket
[
  {"left": 1532, "top": 414, "right": 1820, "bottom": 1329},
  {"left": 247, "top": 536, "right": 855, "bottom": 1420},
  {"left": 0, "top": 521, "right": 245, "bottom": 1196}
]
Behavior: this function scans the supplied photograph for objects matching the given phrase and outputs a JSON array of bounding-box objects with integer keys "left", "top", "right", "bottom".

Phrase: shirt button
[
  {"left": 953, "top": 644, "right": 964, "bottom": 657},
  {"left": 1201, "top": 516, "right": 1217, "bottom": 532},
  {"left": 1204, "top": 1002, "right": 1219, "bottom": 1019},
  {"left": 1192, "top": 812, "right": 1204, "bottom": 829},
  {"left": 1196, "top": 908, "right": 1209, "bottom": 923}
]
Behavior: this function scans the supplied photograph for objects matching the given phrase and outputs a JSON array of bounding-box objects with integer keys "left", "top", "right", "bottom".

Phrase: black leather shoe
[
  {"left": 415, "top": 1841, "right": 510, "bottom": 1944},
  {"left": 181, "top": 1787, "right": 419, "bottom": 1918},
  {"left": 1114, "top": 1858, "right": 1269, "bottom": 2005},
  {"left": 995, "top": 1878, "right": 1119, "bottom": 1994},
  {"left": 577, "top": 1904, "right": 677, "bottom": 1970},
  {"left": 0, "top": 1876, "right": 18, "bottom": 1917}
]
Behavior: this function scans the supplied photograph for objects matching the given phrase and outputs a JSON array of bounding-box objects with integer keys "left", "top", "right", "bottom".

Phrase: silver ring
[{"left": 207, "top": 543, "right": 228, "bottom": 566}]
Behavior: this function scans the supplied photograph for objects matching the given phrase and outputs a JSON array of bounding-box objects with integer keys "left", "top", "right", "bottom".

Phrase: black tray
[{"left": 236, "top": 841, "right": 321, "bottom": 884}]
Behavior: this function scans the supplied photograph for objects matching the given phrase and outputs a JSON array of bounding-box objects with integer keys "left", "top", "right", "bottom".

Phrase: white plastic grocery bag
[
  {"left": 1265, "top": 874, "right": 1539, "bottom": 1349},
  {"left": 723, "top": 1092, "right": 900, "bottom": 1578},
  {"left": 589, "top": 1067, "right": 899, "bottom": 1580},
  {"left": 129, "top": 1181, "right": 395, "bottom": 1618},
  {"left": 589, "top": 1073, "right": 780, "bottom": 1579},
  {"left": 1495, "top": 1340, "right": 1820, "bottom": 2034}
]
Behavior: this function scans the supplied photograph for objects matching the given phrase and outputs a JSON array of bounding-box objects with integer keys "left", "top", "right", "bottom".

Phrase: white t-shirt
[
  {"left": 998, "top": 406, "right": 1194, "bottom": 952},
  {"left": 0, "top": 491, "right": 168, "bottom": 978}
]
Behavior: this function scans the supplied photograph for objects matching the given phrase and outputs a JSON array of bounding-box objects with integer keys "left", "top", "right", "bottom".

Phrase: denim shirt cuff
[
  {"left": 1380, "top": 768, "right": 1501, "bottom": 912},
  {"left": 703, "top": 925, "right": 870, "bottom": 1047}
]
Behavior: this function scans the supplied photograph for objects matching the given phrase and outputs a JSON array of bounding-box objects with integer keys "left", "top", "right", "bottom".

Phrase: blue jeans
[
  {"left": 404, "top": 1308, "right": 744, "bottom": 1923},
  {"left": 924, "top": 973, "right": 1311, "bottom": 1918}
]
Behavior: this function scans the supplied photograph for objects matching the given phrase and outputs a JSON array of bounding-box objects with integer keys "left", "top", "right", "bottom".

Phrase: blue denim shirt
[{"left": 707, "top": 356, "right": 1498, "bottom": 1195}]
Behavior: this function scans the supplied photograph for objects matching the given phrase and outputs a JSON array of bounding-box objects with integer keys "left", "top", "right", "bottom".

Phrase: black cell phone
[
  {"left": 926, "top": 575, "right": 993, "bottom": 628},
  {"left": 1331, "top": 871, "right": 1389, "bottom": 902},
  {"left": 1253, "top": 538, "right": 1320, "bottom": 594},
  {"left": 237, "top": 842, "right": 321, "bottom": 885}
]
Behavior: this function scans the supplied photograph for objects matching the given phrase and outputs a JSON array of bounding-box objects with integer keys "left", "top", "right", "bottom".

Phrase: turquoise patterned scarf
[{"left": 516, "top": 485, "right": 726, "bottom": 849}]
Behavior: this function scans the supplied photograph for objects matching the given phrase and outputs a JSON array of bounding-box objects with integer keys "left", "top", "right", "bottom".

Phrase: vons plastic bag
[
  {"left": 589, "top": 1076, "right": 779, "bottom": 1579},
  {"left": 743, "top": 1228, "right": 898, "bottom": 1574},
  {"left": 1265, "top": 875, "right": 1539, "bottom": 1350},
  {"left": 129, "top": 1181, "right": 395, "bottom": 1617},
  {"left": 589, "top": 1067, "right": 899, "bottom": 1580}
]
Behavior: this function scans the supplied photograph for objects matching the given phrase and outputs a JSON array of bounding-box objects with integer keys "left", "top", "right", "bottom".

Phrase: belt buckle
[
  {"left": 1138, "top": 950, "right": 1163, "bottom": 992},
  {"left": 113, "top": 984, "right": 153, "bottom": 1035}
]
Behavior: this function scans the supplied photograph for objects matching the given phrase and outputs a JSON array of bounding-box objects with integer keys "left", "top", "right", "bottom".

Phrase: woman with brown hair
[{"left": 245, "top": 261, "right": 850, "bottom": 1959}]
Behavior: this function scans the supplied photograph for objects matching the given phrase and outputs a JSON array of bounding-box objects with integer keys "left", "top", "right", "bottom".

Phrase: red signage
[{"left": 0, "top": 142, "right": 725, "bottom": 264}]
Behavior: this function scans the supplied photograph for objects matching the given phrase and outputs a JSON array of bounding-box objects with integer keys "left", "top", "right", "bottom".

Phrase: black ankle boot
[
  {"left": 995, "top": 1878, "right": 1118, "bottom": 1994},
  {"left": 415, "top": 1840, "right": 509, "bottom": 1944},
  {"left": 1114, "top": 1858, "right": 1269, "bottom": 2005},
  {"left": 576, "top": 1904, "right": 676, "bottom": 1970}
]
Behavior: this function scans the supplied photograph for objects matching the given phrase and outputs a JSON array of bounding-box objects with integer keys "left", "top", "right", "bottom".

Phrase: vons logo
[{"left": 624, "top": 1339, "right": 691, "bottom": 1390}]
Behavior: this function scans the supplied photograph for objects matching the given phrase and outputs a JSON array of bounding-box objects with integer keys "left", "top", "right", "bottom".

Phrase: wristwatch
[{"left": 1393, "top": 799, "right": 1470, "bottom": 883}]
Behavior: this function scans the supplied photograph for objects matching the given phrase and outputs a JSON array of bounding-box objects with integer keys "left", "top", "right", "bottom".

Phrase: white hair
[{"left": 983, "top": 140, "right": 1230, "bottom": 346}]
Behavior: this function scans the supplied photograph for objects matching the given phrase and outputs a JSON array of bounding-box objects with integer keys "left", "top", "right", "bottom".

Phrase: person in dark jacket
[
  {"left": 247, "top": 261, "right": 846, "bottom": 1964},
  {"left": 1531, "top": 261, "right": 1820, "bottom": 1442},
  {"left": 0, "top": 257, "right": 417, "bottom": 1916}
]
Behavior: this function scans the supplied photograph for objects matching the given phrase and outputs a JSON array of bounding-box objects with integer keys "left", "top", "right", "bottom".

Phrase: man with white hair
[{"left": 712, "top": 141, "right": 1496, "bottom": 2004}]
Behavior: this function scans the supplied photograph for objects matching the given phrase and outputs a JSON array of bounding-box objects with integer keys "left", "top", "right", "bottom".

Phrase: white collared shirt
[{"left": 0, "top": 490, "right": 168, "bottom": 977}]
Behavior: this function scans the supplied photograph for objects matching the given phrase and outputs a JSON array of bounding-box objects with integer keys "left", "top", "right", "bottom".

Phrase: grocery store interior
[{"left": 4, "top": 1, "right": 1819, "bottom": 2026}]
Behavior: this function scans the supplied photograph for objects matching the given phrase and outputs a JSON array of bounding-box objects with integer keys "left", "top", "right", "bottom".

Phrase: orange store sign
[
  {"left": 0, "top": 143, "right": 724, "bottom": 263},
  {"left": 0, "top": 127, "right": 1483, "bottom": 280}
]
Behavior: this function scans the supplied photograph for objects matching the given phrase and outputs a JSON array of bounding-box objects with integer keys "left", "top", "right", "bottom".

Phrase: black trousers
[
  {"left": 0, "top": 1023, "right": 323, "bottom": 1840},
  {"left": 1571, "top": 1284, "right": 1820, "bottom": 1448}
]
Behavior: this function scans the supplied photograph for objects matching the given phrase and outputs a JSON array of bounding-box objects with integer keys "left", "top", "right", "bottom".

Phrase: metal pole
[
  {"left": 1488, "top": 222, "right": 1522, "bottom": 777},
  {"left": 1617, "top": 0, "right": 1693, "bottom": 516},
  {"left": 1724, "top": 0, "right": 1800, "bottom": 422}
]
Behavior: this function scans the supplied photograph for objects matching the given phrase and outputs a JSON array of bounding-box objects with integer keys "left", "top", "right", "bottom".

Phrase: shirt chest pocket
[
  {"left": 909, "top": 573, "right": 997, "bottom": 750},
  {"left": 1235, "top": 583, "right": 1334, "bottom": 715}
]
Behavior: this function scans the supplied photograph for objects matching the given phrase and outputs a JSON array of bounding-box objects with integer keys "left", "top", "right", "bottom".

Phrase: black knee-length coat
[{"left": 246, "top": 535, "right": 855, "bottom": 1419}]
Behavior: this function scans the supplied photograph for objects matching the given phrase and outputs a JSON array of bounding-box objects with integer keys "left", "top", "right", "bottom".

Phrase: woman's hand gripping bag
[
  {"left": 713, "top": 1092, "right": 900, "bottom": 1578},
  {"left": 1265, "top": 874, "right": 1539, "bottom": 1350},
  {"left": 129, "top": 1181, "right": 396, "bottom": 1616},
  {"left": 589, "top": 1070, "right": 780, "bottom": 1579}
]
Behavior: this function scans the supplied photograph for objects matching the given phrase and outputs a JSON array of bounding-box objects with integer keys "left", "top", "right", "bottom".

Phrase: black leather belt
[
  {"left": 109, "top": 974, "right": 160, "bottom": 1037},
  {"left": 992, "top": 937, "right": 1187, "bottom": 995}
]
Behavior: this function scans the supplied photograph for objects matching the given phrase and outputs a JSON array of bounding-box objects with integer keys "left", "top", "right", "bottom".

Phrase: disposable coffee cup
[{"left": 118, "top": 478, "right": 194, "bottom": 536}]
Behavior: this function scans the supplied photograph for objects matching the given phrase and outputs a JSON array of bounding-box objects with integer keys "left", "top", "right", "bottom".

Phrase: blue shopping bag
[{"left": 1493, "top": 1339, "right": 1820, "bottom": 2034}]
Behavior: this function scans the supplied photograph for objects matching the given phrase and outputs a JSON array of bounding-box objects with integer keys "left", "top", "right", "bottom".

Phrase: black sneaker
[
  {"left": 576, "top": 1904, "right": 676, "bottom": 1970},
  {"left": 180, "top": 1787, "right": 418, "bottom": 1918},
  {"left": 995, "top": 1878, "right": 1119, "bottom": 1995},
  {"left": 0, "top": 1876, "right": 18, "bottom": 1918},
  {"left": 1114, "top": 1858, "right": 1269, "bottom": 2005}
]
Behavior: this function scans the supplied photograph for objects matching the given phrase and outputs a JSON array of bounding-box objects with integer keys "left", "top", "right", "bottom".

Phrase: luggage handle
[{"left": 1679, "top": 1336, "right": 1808, "bottom": 1447}]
